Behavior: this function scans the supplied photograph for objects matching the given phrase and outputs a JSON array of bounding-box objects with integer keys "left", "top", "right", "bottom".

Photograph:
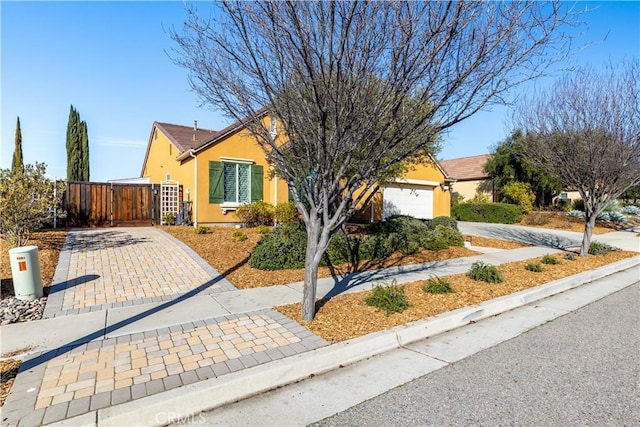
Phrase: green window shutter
[
  {"left": 251, "top": 165, "right": 264, "bottom": 202},
  {"left": 209, "top": 161, "right": 223, "bottom": 203}
]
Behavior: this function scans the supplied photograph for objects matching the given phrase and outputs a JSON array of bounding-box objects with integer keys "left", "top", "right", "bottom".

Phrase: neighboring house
[
  {"left": 141, "top": 117, "right": 455, "bottom": 225},
  {"left": 439, "top": 154, "right": 495, "bottom": 202}
]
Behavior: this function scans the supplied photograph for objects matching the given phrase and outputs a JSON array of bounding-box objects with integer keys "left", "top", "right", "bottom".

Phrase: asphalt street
[{"left": 315, "top": 282, "right": 639, "bottom": 427}]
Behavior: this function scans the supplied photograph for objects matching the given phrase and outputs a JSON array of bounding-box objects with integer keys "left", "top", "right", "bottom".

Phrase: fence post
[{"left": 110, "top": 182, "right": 114, "bottom": 227}]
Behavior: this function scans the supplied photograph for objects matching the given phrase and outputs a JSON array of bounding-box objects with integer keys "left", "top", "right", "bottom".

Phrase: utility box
[{"left": 8, "top": 245, "right": 43, "bottom": 301}]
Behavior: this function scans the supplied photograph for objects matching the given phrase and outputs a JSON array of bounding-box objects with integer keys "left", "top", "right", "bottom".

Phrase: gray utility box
[{"left": 8, "top": 245, "right": 43, "bottom": 301}]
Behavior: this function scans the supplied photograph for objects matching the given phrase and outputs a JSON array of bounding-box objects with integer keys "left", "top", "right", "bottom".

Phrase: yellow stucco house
[{"left": 141, "top": 117, "right": 454, "bottom": 225}]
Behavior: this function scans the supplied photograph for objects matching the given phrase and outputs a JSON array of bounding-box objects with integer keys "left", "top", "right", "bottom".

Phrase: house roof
[
  {"left": 439, "top": 154, "right": 492, "bottom": 181},
  {"left": 154, "top": 121, "right": 218, "bottom": 153}
]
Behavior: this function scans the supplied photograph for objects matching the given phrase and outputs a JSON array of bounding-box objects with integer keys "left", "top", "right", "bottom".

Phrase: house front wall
[{"left": 451, "top": 179, "right": 494, "bottom": 202}]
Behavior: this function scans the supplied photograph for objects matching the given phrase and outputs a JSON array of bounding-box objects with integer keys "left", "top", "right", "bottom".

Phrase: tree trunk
[
  {"left": 580, "top": 213, "right": 597, "bottom": 256},
  {"left": 301, "top": 216, "right": 322, "bottom": 322}
]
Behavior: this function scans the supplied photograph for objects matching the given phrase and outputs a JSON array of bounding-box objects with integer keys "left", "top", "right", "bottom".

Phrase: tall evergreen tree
[
  {"left": 11, "top": 116, "right": 24, "bottom": 174},
  {"left": 66, "top": 105, "right": 89, "bottom": 181}
]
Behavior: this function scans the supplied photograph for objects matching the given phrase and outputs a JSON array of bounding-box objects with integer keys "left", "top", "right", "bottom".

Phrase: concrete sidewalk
[{"left": 1, "top": 226, "right": 638, "bottom": 426}]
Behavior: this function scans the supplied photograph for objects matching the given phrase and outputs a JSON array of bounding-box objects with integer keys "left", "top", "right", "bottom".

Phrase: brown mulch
[
  {"left": 0, "top": 230, "right": 68, "bottom": 298},
  {"left": 160, "top": 226, "right": 480, "bottom": 289},
  {"left": 519, "top": 211, "right": 614, "bottom": 234},
  {"left": 275, "top": 250, "right": 637, "bottom": 343},
  {"left": 0, "top": 359, "right": 21, "bottom": 407}
]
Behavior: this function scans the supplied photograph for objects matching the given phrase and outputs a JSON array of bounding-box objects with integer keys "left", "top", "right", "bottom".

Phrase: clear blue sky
[{"left": 1, "top": 1, "right": 638, "bottom": 182}]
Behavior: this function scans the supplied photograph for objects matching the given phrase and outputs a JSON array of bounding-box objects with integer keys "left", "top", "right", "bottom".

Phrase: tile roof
[
  {"left": 439, "top": 154, "right": 492, "bottom": 181},
  {"left": 154, "top": 122, "right": 218, "bottom": 153}
]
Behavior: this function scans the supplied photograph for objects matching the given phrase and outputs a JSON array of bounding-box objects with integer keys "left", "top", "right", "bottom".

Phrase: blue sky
[{"left": 1, "top": 1, "right": 638, "bottom": 182}]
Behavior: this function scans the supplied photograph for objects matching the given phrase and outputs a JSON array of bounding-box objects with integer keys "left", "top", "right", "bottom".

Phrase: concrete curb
[{"left": 62, "top": 256, "right": 640, "bottom": 427}]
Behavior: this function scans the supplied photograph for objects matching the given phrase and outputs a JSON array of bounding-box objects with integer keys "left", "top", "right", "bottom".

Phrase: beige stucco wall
[{"left": 451, "top": 179, "right": 494, "bottom": 202}]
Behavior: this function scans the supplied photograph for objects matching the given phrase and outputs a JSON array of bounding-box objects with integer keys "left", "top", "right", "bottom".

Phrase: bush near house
[
  {"left": 235, "top": 201, "right": 275, "bottom": 226},
  {"left": 502, "top": 181, "right": 536, "bottom": 213},
  {"left": 451, "top": 203, "right": 523, "bottom": 224},
  {"left": 251, "top": 215, "right": 465, "bottom": 271}
]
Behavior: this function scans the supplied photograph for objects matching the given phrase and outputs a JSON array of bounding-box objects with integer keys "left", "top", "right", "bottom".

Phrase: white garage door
[{"left": 383, "top": 185, "right": 434, "bottom": 220}]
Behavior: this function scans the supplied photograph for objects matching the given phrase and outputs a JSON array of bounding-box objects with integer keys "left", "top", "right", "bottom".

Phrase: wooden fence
[{"left": 61, "top": 181, "right": 167, "bottom": 227}]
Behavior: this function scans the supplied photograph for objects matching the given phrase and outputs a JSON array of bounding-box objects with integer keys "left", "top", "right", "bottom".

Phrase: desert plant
[
  {"left": 162, "top": 212, "right": 176, "bottom": 225},
  {"left": 452, "top": 203, "right": 523, "bottom": 224},
  {"left": 596, "top": 212, "right": 611, "bottom": 222},
  {"left": 622, "top": 205, "right": 640, "bottom": 216},
  {"left": 564, "top": 252, "right": 577, "bottom": 261},
  {"left": 274, "top": 202, "right": 299, "bottom": 223},
  {"left": 235, "top": 201, "right": 275, "bottom": 226},
  {"left": 423, "top": 276, "right": 455, "bottom": 294},
  {"left": 194, "top": 225, "right": 209, "bottom": 235},
  {"left": 232, "top": 230, "right": 248, "bottom": 242},
  {"left": 467, "top": 261, "right": 504, "bottom": 283},
  {"left": 567, "top": 210, "right": 585, "bottom": 218},
  {"left": 364, "top": 280, "right": 410, "bottom": 315},
  {"left": 541, "top": 254, "right": 561, "bottom": 265},
  {"left": 588, "top": 241, "right": 618, "bottom": 255},
  {"left": 525, "top": 262, "right": 544, "bottom": 272},
  {"left": 502, "top": 181, "right": 536, "bottom": 213},
  {"left": 607, "top": 212, "right": 627, "bottom": 223},
  {"left": 255, "top": 224, "right": 271, "bottom": 235}
]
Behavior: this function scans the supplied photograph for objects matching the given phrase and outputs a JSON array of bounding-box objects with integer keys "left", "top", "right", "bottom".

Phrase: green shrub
[
  {"left": 325, "top": 232, "right": 361, "bottom": 265},
  {"left": 255, "top": 225, "right": 271, "bottom": 235},
  {"left": 423, "top": 225, "right": 465, "bottom": 250},
  {"left": 372, "top": 215, "right": 464, "bottom": 254},
  {"left": 423, "top": 276, "right": 455, "bottom": 294},
  {"left": 502, "top": 181, "right": 536, "bottom": 213},
  {"left": 358, "top": 234, "right": 394, "bottom": 260},
  {"left": 162, "top": 212, "right": 176, "bottom": 225},
  {"left": 572, "top": 199, "right": 585, "bottom": 211},
  {"left": 588, "top": 241, "right": 618, "bottom": 255},
  {"left": 232, "top": 230, "right": 248, "bottom": 242},
  {"left": 364, "top": 280, "right": 410, "bottom": 315},
  {"left": 429, "top": 216, "right": 459, "bottom": 232},
  {"left": 525, "top": 262, "right": 544, "bottom": 272},
  {"left": 467, "top": 261, "right": 504, "bottom": 283},
  {"left": 564, "top": 252, "right": 577, "bottom": 261},
  {"left": 541, "top": 254, "right": 561, "bottom": 265},
  {"left": 235, "top": 201, "right": 275, "bottom": 226},
  {"left": 274, "top": 202, "right": 299, "bottom": 223},
  {"left": 250, "top": 221, "right": 307, "bottom": 270},
  {"left": 194, "top": 225, "right": 209, "bottom": 235},
  {"left": 452, "top": 203, "right": 523, "bottom": 224}
]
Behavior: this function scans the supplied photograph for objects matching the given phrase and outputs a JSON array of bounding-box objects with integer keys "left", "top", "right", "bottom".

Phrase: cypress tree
[
  {"left": 11, "top": 116, "right": 24, "bottom": 174},
  {"left": 80, "top": 120, "right": 90, "bottom": 181}
]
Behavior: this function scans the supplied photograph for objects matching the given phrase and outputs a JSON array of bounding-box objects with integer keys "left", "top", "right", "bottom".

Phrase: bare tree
[
  {"left": 172, "top": 1, "right": 581, "bottom": 321},
  {"left": 517, "top": 62, "right": 640, "bottom": 255}
]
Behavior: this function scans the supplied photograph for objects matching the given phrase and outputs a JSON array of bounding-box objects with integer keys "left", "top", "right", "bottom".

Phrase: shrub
[
  {"left": 232, "top": 230, "right": 248, "bottom": 242},
  {"left": 541, "top": 254, "right": 561, "bottom": 265},
  {"left": 567, "top": 210, "right": 585, "bottom": 218},
  {"left": 450, "top": 192, "right": 464, "bottom": 207},
  {"left": 467, "top": 261, "right": 504, "bottom": 283},
  {"left": 372, "top": 215, "right": 464, "bottom": 253},
  {"left": 422, "top": 225, "right": 464, "bottom": 250},
  {"left": 596, "top": 211, "right": 610, "bottom": 222},
  {"left": 564, "top": 252, "right": 577, "bottom": 261},
  {"left": 525, "top": 262, "right": 544, "bottom": 272},
  {"left": 502, "top": 181, "right": 536, "bottom": 213},
  {"left": 622, "top": 205, "right": 640, "bottom": 216},
  {"left": 608, "top": 212, "right": 626, "bottom": 223},
  {"left": 274, "top": 202, "right": 299, "bottom": 223},
  {"left": 588, "top": 241, "right": 618, "bottom": 255},
  {"left": 250, "top": 221, "right": 307, "bottom": 270},
  {"left": 452, "top": 203, "right": 523, "bottom": 224},
  {"left": 255, "top": 225, "right": 271, "bottom": 235},
  {"left": 572, "top": 199, "right": 585, "bottom": 211},
  {"left": 358, "top": 234, "right": 394, "bottom": 260},
  {"left": 429, "top": 216, "right": 459, "bottom": 232},
  {"left": 364, "top": 280, "right": 410, "bottom": 315},
  {"left": 604, "top": 200, "right": 622, "bottom": 212},
  {"left": 162, "top": 212, "right": 176, "bottom": 225},
  {"left": 325, "top": 232, "right": 360, "bottom": 265},
  {"left": 194, "top": 225, "right": 209, "bottom": 235},
  {"left": 423, "top": 276, "right": 454, "bottom": 294},
  {"left": 235, "top": 201, "right": 275, "bottom": 226}
]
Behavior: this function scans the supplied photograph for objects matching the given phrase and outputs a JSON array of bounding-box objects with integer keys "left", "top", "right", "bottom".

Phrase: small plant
[
  {"left": 235, "top": 201, "right": 275, "bottom": 226},
  {"left": 364, "top": 280, "right": 410, "bottom": 315},
  {"left": 608, "top": 212, "right": 626, "bottom": 223},
  {"left": 467, "top": 261, "right": 504, "bottom": 283},
  {"left": 194, "top": 225, "right": 209, "bottom": 235},
  {"left": 525, "top": 262, "right": 544, "bottom": 272},
  {"left": 564, "top": 252, "right": 577, "bottom": 261},
  {"left": 596, "top": 211, "right": 611, "bottom": 222},
  {"left": 232, "top": 230, "right": 248, "bottom": 242},
  {"left": 423, "top": 276, "right": 455, "bottom": 294},
  {"left": 588, "top": 241, "right": 618, "bottom": 255},
  {"left": 274, "top": 201, "right": 299, "bottom": 223},
  {"left": 622, "top": 205, "right": 640, "bottom": 216},
  {"left": 255, "top": 225, "right": 271, "bottom": 235},
  {"left": 162, "top": 212, "right": 176, "bottom": 225},
  {"left": 541, "top": 254, "right": 561, "bottom": 265},
  {"left": 567, "top": 210, "right": 585, "bottom": 218}
]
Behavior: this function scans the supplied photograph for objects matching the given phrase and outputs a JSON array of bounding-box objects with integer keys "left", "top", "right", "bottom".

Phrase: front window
[{"left": 223, "top": 162, "right": 250, "bottom": 203}]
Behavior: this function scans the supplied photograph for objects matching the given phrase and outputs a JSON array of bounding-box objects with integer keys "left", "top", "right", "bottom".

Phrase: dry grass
[
  {"left": 160, "top": 226, "right": 480, "bottom": 288},
  {"left": 463, "top": 235, "right": 529, "bottom": 250},
  {"left": 275, "top": 250, "right": 637, "bottom": 342},
  {"left": 0, "top": 230, "right": 68, "bottom": 298}
]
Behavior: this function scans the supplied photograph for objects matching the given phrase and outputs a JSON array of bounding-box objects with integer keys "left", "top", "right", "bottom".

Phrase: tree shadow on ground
[
  {"left": 45, "top": 275, "right": 100, "bottom": 296},
  {"left": 64, "top": 229, "right": 151, "bottom": 251}
]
